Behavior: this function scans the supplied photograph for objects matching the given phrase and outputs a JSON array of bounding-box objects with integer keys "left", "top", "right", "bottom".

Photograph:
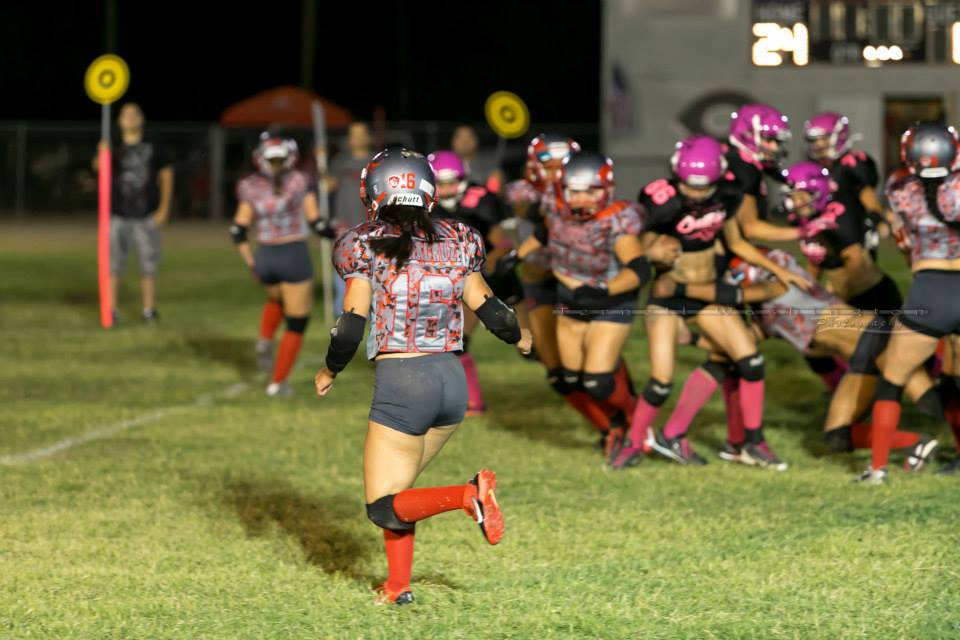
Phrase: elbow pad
[
  {"left": 475, "top": 296, "right": 521, "bottom": 344},
  {"left": 230, "top": 223, "right": 249, "bottom": 244},
  {"left": 325, "top": 311, "right": 366, "bottom": 373},
  {"left": 716, "top": 282, "right": 743, "bottom": 306},
  {"left": 625, "top": 256, "right": 652, "bottom": 287}
]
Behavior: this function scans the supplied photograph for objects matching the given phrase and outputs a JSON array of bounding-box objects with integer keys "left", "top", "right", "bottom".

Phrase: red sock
[
  {"left": 271, "top": 331, "right": 304, "bottom": 383},
  {"left": 392, "top": 485, "right": 466, "bottom": 523},
  {"left": 383, "top": 528, "right": 415, "bottom": 596},
  {"left": 738, "top": 378, "right": 765, "bottom": 430},
  {"left": 566, "top": 391, "right": 612, "bottom": 432},
  {"left": 663, "top": 368, "right": 718, "bottom": 440},
  {"left": 871, "top": 400, "right": 901, "bottom": 470},
  {"left": 259, "top": 300, "right": 284, "bottom": 340},
  {"left": 851, "top": 423, "right": 920, "bottom": 450},
  {"left": 723, "top": 376, "right": 745, "bottom": 445},
  {"left": 606, "top": 365, "right": 637, "bottom": 417}
]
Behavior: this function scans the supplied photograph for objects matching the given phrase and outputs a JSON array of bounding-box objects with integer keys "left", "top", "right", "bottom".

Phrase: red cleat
[{"left": 465, "top": 469, "right": 504, "bottom": 545}]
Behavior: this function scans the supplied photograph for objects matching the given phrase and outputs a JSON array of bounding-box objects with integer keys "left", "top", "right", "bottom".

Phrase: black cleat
[
  {"left": 937, "top": 456, "right": 960, "bottom": 476},
  {"left": 903, "top": 434, "right": 938, "bottom": 472},
  {"left": 649, "top": 429, "right": 707, "bottom": 466}
]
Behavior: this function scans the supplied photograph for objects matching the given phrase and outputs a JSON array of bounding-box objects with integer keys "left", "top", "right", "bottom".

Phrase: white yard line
[{"left": 0, "top": 382, "right": 249, "bottom": 466}]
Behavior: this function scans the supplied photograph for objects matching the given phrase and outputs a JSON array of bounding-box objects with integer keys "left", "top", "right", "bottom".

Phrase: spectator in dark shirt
[
  {"left": 452, "top": 125, "right": 505, "bottom": 193},
  {"left": 98, "top": 103, "right": 174, "bottom": 323}
]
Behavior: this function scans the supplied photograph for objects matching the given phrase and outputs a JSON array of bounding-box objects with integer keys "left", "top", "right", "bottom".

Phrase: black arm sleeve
[
  {"left": 475, "top": 296, "right": 521, "bottom": 344},
  {"left": 325, "top": 311, "right": 366, "bottom": 373}
]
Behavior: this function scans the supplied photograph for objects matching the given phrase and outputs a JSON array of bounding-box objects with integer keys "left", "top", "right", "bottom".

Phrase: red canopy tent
[{"left": 219, "top": 86, "right": 352, "bottom": 128}]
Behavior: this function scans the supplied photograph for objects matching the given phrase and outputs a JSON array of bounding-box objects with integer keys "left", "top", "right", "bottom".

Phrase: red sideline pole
[{"left": 98, "top": 104, "right": 113, "bottom": 329}]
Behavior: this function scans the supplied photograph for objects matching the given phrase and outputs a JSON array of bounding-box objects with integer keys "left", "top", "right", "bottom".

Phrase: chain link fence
[{"left": 0, "top": 121, "right": 606, "bottom": 219}]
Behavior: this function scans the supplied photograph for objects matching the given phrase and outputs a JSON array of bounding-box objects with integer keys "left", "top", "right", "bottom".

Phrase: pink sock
[
  {"left": 819, "top": 358, "right": 849, "bottom": 392},
  {"left": 739, "top": 378, "right": 765, "bottom": 431},
  {"left": 459, "top": 353, "right": 485, "bottom": 410},
  {"left": 723, "top": 376, "right": 744, "bottom": 444},
  {"left": 663, "top": 368, "right": 718, "bottom": 439},
  {"left": 629, "top": 398, "right": 660, "bottom": 452}
]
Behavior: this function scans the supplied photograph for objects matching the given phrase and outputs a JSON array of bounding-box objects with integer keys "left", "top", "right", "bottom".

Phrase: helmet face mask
[
  {"left": 526, "top": 133, "right": 581, "bottom": 190},
  {"left": 254, "top": 134, "right": 299, "bottom": 177},
  {"left": 729, "top": 104, "right": 791, "bottom": 167},
  {"left": 361, "top": 148, "right": 437, "bottom": 219},
  {"left": 782, "top": 161, "right": 832, "bottom": 216},
  {"left": 559, "top": 152, "right": 615, "bottom": 217},
  {"left": 804, "top": 112, "right": 852, "bottom": 162}
]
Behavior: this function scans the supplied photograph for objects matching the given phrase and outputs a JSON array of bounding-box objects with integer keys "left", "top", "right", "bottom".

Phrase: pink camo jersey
[
  {"left": 885, "top": 171, "right": 960, "bottom": 263},
  {"left": 333, "top": 218, "right": 486, "bottom": 359},
  {"left": 728, "top": 249, "right": 841, "bottom": 352},
  {"left": 547, "top": 201, "right": 645, "bottom": 288},
  {"left": 236, "top": 170, "right": 311, "bottom": 243}
]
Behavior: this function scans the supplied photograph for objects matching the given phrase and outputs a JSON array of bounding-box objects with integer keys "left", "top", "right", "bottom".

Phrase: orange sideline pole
[{"left": 98, "top": 104, "right": 113, "bottom": 329}]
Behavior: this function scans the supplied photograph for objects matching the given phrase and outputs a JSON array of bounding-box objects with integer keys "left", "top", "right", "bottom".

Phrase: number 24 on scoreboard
[{"left": 752, "top": 22, "right": 809, "bottom": 66}]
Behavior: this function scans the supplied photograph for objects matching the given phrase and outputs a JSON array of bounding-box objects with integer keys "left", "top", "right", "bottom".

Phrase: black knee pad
[
  {"left": 875, "top": 376, "right": 904, "bottom": 402},
  {"left": 365, "top": 495, "right": 414, "bottom": 531},
  {"left": 915, "top": 386, "right": 945, "bottom": 419},
  {"left": 804, "top": 355, "right": 838, "bottom": 375},
  {"left": 547, "top": 368, "right": 575, "bottom": 396},
  {"left": 642, "top": 378, "right": 673, "bottom": 407},
  {"left": 702, "top": 360, "right": 728, "bottom": 384},
  {"left": 736, "top": 353, "right": 765, "bottom": 382},
  {"left": 286, "top": 315, "right": 310, "bottom": 334},
  {"left": 582, "top": 372, "right": 615, "bottom": 401},
  {"left": 823, "top": 426, "right": 853, "bottom": 453}
]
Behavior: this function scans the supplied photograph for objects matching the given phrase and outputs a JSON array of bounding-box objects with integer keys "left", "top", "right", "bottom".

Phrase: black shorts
[
  {"left": 556, "top": 283, "right": 638, "bottom": 325},
  {"left": 899, "top": 270, "right": 960, "bottom": 338},
  {"left": 522, "top": 276, "right": 558, "bottom": 308},
  {"left": 647, "top": 294, "right": 709, "bottom": 318},
  {"left": 254, "top": 241, "right": 314, "bottom": 285},
  {"left": 848, "top": 315, "right": 894, "bottom": 375},
  {"left": 369, "top": 353, "right": 468, "bottom": 436},
  {"left": 846, "top": 274, "right": 903, "bottom": 313}
]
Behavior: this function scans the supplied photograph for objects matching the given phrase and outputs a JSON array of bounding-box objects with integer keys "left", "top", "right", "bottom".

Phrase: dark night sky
[{"left": 1, "top": 1, "right": 601, "bottom": 124}]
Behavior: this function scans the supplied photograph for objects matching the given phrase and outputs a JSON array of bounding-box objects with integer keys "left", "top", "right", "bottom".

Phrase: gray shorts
[
  {"left": 110, "top": 217, "right": 161, "bottom": 276},
  {"left": 369, "top": 353, "right": 468, "bottom": 436}
]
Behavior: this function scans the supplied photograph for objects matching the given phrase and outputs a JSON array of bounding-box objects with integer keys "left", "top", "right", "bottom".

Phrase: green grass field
[{"left": 2, "top": 220, "right": 959, "bottom": 639}]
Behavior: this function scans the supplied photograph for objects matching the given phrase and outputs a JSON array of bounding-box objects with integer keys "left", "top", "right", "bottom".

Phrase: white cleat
[
  {"left": 265, "top": 381, "right": 292, "bottom": 397},
  {"left": 854, "top": 467, "right": 889, "bottom": 485}
]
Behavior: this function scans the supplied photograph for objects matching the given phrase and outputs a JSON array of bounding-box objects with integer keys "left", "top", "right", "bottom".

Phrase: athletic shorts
[
  {"left": 254, "top": 241, "right": 314, "bottom": 285},
  {"left": 845, "top": 274, "right": 903, "bottom": 313},
  {"left": 522, "top": 276, "right": 558, "bottom": 308},
  {"left": 899, "top": 270, "right": 960, "bottom": 338},
  {"left": 646, "top": 293, "right": 709, "bottom": 318},
  {"left": 848, "top": 315, "right": 894, "bottom": 375},
  {"left": 369, "top": 352, "right": 468, "bottom": 436},
  {"left": 556, "top": 283, "right": 638, "bottom": 325},
  {"left": 110, "top": 216, "right": 161, "bottom": 276}
]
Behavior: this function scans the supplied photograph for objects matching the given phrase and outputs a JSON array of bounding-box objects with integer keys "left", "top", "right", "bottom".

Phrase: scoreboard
[{"left": 752, "top": 1, "right": 960, "bottom": 66}]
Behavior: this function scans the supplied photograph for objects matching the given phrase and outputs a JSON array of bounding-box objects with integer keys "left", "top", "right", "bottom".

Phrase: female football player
[
  {"left": 428, "top": 150, "right": 517, "bottom": 415},
  {"left": 314, "top": 148, "right": 531, "bottom": 604},
  {"left": 612, "top": 135, "right": 809, "bottom": 470},
  {"left": 231, "top": 133, "right": 326, "bottom": 396},
  {"left": 783, "top": 160, "right": 903, "bottom": 313},
  {"left": 515, "top": 152, "right": 679, "bottom": 461},
  {"left": 864, "top": 122, "right": 960, "bottom": 484},
  {"left": 508, "top": 135, "right": 636, "bottom": 439},
  {"left": 650, "top": 248, "right": 940, "bottom": 471}
]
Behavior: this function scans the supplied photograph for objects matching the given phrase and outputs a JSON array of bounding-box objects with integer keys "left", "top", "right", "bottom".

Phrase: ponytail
[{"left": 369, "top": 205, "right": 438, "bottom": 268}]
